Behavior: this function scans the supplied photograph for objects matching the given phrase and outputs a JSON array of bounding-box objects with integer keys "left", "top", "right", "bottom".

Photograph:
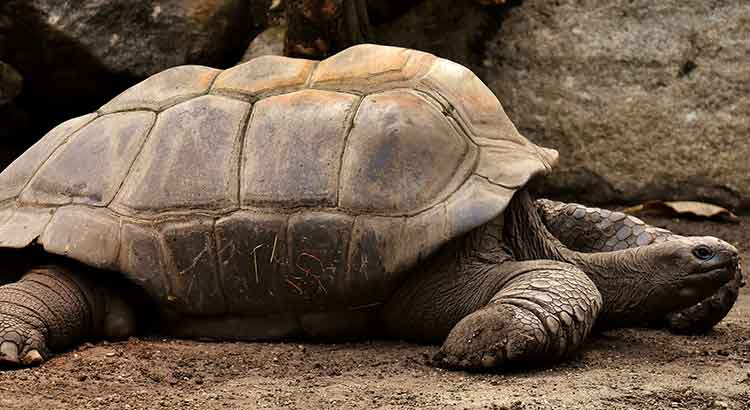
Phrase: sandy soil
[{"left": 0, "top": 215, "right": 748, "bottom": 410}]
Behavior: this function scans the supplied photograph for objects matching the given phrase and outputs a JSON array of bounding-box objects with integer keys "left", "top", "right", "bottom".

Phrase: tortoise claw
[
  {"left": 21, "top": 349, "right": 44, "bottom": 365},
  {"left": 0, "top": 341, "right": 19, "bottom": 364}
]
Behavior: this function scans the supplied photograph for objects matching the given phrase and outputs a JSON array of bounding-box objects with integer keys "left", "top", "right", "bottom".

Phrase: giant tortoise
[{"left": 0, "top": 44, "right": 740, "bottom": 369}]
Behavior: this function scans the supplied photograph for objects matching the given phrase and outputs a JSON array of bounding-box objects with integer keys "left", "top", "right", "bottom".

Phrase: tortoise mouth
[{"left": 682, "top": 266, "right": 734, "bottom": 293}]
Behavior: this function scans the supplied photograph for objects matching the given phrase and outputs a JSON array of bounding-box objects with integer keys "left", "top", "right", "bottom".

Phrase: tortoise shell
[{"left": 0, "top": 45, "right": 557, "bottom": 315}]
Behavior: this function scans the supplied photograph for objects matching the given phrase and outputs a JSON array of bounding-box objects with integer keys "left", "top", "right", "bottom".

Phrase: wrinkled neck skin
[{"left": 503, "top": 190, "right": 688, "bottom": 326}]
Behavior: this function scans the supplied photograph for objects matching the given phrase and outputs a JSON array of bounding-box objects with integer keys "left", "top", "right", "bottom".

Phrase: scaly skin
[
  {"left": 386, "top": 190, "right": 737, "bottom": 370},
  {"left": 383, "top": 218, "right": 602, "bottom": 369},
  {"left": 537, "top": 199, "right": 744, "bottom": 333},
  {"left": 435, "top": 261, "right": 601, "bottom": 369},
  {"left": 0, "top": 264, "right": 134, "bottom": 366}
]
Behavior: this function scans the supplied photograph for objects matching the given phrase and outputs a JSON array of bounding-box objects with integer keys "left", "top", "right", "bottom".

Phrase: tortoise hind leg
[{"left": 0, "top": 263, "right": 136, "bottom": 367}]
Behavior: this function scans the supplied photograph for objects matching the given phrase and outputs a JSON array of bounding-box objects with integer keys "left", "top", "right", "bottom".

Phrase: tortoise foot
[
  {"left": 436, "top": 262, "right": 601, "bottom": 370},
  {"left": 0, "top": 265, "right": 107, "bottom": 368},
  {"left": 436, "top": 302, "right": 546, "bottom": 370},
  {"left": 0, "top": 315, "right": 48, "bottom": 367}
]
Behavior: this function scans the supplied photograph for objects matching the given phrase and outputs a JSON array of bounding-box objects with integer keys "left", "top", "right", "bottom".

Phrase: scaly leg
[
  {"left": 383, "top": 251, "right": 602, "bottom": 369},
  {"left": 0, "top": 262, "right": 136, "bottom": 366}
]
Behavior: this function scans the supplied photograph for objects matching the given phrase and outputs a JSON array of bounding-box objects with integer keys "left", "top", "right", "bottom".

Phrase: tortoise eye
[{"left": 692, "top": 245, "right": 714, "bottom": 260}]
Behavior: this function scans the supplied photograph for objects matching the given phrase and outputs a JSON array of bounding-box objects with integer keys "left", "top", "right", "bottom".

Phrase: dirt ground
[{"left": 0, "top": 214, "right": 749, "bottom": 410}]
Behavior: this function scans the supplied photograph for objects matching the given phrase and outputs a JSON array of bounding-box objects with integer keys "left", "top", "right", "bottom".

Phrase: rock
[
  {"left": 0, "top": 0, "right": 262, "bottom": 166},
  {"left": 375, "top": 0, "right": 495, "bottom": 64},
  {"left": 366, "top": 0, "right": 422, "bottom": 24},
  {"left": 0, "top": 61, "right": 29, "bottom": 170},
  {"left": 284, "top": 0, "right": 371, "bottom": 59},
  {"left": 241, "top": 26, "right": 287, "bottom": 62},
  {"left": 483, "top": 0, "right": 750, "bottom": 209},
  {"left": 3, "top": 0, "right": 253, "bottom": 79},
  {"left": 0, "top": 62, "right": 22, "bottom": 105}
]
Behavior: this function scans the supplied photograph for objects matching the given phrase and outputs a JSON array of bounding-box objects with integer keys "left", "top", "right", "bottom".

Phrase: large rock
[
  {"left": 366, "top": 0, "right": 422, "bottom": 24},
  {"left": 0, "top": 61, "right": 28, "bottom": 170},
  {"left": 0, "top": 62, "right": 22, "bottom": 105},
  {"left": 3, "top": 0, "right": 252, "bottom": 79},
  {"left": 375, "top": 0, "right": 495, "bottom": 65},
  {"left": 0, "top": 0, "right": 260, "bottom": 164},
  {"left": 240, "top": 26, "right": 286, "bottom": 62},
  {"left": 482, "top": 0, "right": 750, "bottom": 209}
]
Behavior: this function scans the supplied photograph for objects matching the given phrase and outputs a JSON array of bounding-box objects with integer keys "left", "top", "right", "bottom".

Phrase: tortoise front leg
[
  {"left": 384, "top": 257, "right": 602, "bottom": 370},
  {"left": 537, "top": 199, "right": 744, "bottom": 333},
  {"left": 0, "top": 263, "right": 136, "bottom": 366}
]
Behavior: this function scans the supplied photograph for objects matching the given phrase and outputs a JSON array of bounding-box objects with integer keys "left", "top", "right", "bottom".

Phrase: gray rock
[
  {"left": 375, "top": 0, "right": 493, "bottom": 65},
  {"left": 482, "top": 0, "right": 750, "bottom": 209},
  {"left": 0, "top": 61, "right": 28, "bottom": 170},
  {"left": 3, "top": 0, "right": 253, "bottom": 79},
  {"left": 241, "top": 26, "right": 287, "bottom": 62},
  {"left": 0, "top": 0, "right": 261, "bottom": 163},
  {"left": 366, "top": 0, "right": 422, "bottom": 24},
  {"left": 0, "top": 62, "right": 22, "bottom": 105}
]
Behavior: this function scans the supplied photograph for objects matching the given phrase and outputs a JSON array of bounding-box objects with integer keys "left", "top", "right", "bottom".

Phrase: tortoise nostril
[{"left": 732, "top": 255, "right": 739, "bottom": 264}]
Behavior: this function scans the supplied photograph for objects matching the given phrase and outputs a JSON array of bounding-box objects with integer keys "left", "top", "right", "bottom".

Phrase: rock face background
[
  {"left": 482, "top": 0, "right": 750, "bottom": 209},
  {"left": 1, "top": 0, "right": 748, "bottom": 210},
  {"left": 0, "top": 0, "right": 268, "bottom": 162}
]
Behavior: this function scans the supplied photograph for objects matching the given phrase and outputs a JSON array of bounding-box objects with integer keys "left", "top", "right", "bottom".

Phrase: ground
[{"left": 0, "top": 215, "right": 749, "bottom": 410}]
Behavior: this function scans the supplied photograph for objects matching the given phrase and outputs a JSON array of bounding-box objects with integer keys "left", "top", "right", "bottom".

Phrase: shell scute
[
  {"left": 100, "top": 65, "right": 220, "bottom": 113},
  {"left": 215, "top": 211, "right": 289, "bottom": 314},
  {"left": 398, "top": 204, "right": 448, "bottom": 270},
  {"left": 21, "top": 111, "right": 155, "bottom": 207},
  {"left": 310, "top": 44, "right": 435, "bottom": 93},
  {"left": 475, "top": 141, "right": 553, "bottom": 189},
  {"left": 287, "top": 212, "right": 354, "bottom": 304},
  {"left": 417, "top": 58, "right": 523, "bottom": 145},
  {"left": 212, "top": 55, "right": 316, "bottom": 98},
  {"left": 444, "top": 175, "right": 515, "bottom": 239},
  {"left": 119, "top": 222, "right": 170, "bottom": 303},
  {"left": 0, "top": 207, "right": 54, "bottom": 248},
  {"left": 113, "top": 95, "right": 250, "bottom": 214},
  {"left": 347, "top": 216, "right": 405, "bottom": 299},
  {"left": 339, "top": 90, "right": 471, "bottom": 214},
  {"left": 160, "top": 218, "right": 224, "bottom": 315},
  {"left": 0, "top": 113, "right": 97, "bottom": 202},
  {"left": 40, "top": 206, "right": 120, "bottom": 270},
  {"left": 240, "top": 90, "right": 358, "bottom": 208}
]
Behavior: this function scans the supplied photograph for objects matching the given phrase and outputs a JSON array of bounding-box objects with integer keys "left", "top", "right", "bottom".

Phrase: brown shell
[{"left": 0, "top": 45, "right": 557, "bottom": 314}]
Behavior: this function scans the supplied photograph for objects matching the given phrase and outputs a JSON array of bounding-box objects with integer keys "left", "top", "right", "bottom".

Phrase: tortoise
[{"left": 0, "top": 44, "right": 740, "bottom": 369}]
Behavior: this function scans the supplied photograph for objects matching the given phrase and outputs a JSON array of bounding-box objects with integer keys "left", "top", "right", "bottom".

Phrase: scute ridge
[
  {"left": 105, "top": 112, "right": 160, "bottom": 207},
  {"left": 334, "top": 96, "right": 365, "bottom": 207}
]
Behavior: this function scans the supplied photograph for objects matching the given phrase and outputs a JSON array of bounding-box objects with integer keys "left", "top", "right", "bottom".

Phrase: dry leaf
[{"left": 623, "top": 200, "right": 739, "bottom": 223}]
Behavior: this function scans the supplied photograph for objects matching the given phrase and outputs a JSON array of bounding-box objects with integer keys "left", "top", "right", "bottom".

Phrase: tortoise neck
[
  {"left": 503, "top": 189, "right": 571, "bottom": 262},
  {"left": 503, "top": 190, "right": 648, "bottom": 322}
]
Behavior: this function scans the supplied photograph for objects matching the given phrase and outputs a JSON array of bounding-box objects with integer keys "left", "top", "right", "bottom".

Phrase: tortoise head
[{"left": 580, "top": 236, "right": 739, "bottom": 325}]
